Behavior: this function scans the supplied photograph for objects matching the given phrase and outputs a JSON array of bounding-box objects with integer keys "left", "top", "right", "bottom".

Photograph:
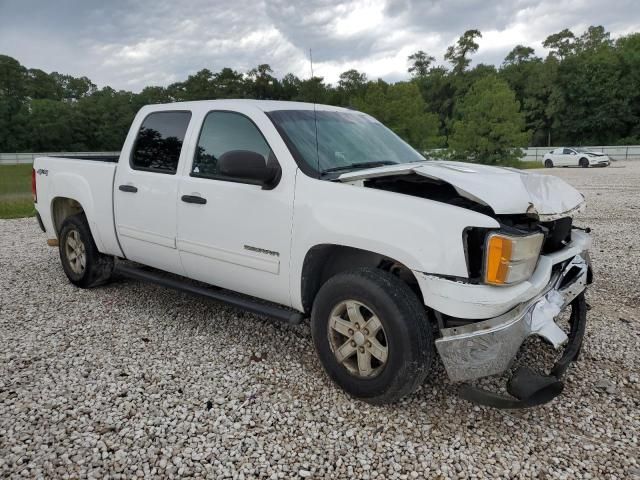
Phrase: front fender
[{"left": 290, "top": 171, "right": 498, "bottom": 310}]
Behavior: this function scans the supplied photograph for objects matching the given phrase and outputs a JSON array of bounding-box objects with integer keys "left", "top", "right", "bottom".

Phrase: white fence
[
  {"left": 0, "top": 152, "right": 120, "bottom": 165},
  {"left": 522, "top": 145, "right": 640, "bottom": 163}
]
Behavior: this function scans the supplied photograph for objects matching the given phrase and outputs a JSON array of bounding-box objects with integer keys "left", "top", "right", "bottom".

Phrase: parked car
[
  {"left": 543, "top": 147, "right": 611, "bottom": 168},
  {"left": 32, "top": 100, "right": 593, "bottom": 408}
]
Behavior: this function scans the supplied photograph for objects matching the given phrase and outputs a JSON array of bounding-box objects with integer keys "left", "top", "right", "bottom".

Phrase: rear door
[
  {"left": 561, "top": 148, "right": 576, "bottom": 166},
  {"left": 114, "top": 110, "right": 193, "bottom": 275},
  {"left": 176, "top": 109, "right": 295, "bottom": 306}
]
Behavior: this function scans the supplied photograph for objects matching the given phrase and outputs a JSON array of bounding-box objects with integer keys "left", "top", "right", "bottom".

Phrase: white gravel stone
[{"left": 0, "top": 161, "right": 639, "bottom": 478}]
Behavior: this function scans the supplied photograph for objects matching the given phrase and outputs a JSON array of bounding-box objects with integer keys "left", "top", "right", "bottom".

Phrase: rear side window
[
  {"left": 131, "top": 111, "right": 191, "bottom": 174},
  {"left": 192, "top": 111, "right": 272, "bottom": 178}
]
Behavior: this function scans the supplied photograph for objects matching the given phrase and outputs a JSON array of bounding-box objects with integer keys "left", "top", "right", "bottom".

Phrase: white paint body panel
[
  {"left": 32, "top": 157, "right": 123, "bottom": 257},
  {"left": 175, "top": 102, "right": 296, "bottom": 307},
  {"left": 33, "top": 99, "right": 590, "bottom": 321},
  {"left": 339, "top": 160, "right": 585, "bottom": 220}
]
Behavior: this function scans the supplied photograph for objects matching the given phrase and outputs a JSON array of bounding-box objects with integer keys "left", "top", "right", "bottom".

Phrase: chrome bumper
[{"left": 436, "top": 253, "right": 590, "bottom": 382}]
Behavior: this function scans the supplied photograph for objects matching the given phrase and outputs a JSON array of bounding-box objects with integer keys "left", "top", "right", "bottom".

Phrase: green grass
[
  {"left": 0, "top": 164, "right": 36, "bottom": 219},
  {"left": 517, "top": 160, "right": 544, "bottom": 169}
]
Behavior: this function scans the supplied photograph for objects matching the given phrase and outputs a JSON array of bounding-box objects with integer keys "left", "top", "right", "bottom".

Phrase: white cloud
[{"left": 0, "top": 0, "right": 638, "bottom": 91}]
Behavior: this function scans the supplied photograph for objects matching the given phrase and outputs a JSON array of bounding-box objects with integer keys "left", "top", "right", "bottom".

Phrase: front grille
[{"left": 541, "top": 217, "right": 572, "bottom": 254}]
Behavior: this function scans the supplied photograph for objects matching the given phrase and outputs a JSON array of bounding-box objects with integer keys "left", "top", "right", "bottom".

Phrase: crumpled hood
[{"left": 338, "top": 161, "right": 585, "bottom": 220}]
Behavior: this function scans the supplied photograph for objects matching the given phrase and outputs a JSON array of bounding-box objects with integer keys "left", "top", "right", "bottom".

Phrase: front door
[
  {"left": 176, "top": 110, "right": 295, "bottom": 306},
  {"left": 114, "top": 110, "right": 192, "bottom": 275}
]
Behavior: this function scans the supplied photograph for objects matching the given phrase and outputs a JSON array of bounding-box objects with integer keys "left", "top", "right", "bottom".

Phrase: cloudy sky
[{"left": 0, "top": 0, "right": 638, "bottom": 91}]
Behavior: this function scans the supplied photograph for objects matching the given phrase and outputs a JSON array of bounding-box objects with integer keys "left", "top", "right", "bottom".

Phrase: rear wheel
[
  {"left": 59, "top": 214, "right": 114, "bottom": 288},
  {"left": 311, "top": 267, "right": 433, "bottom": 404},
  {"left": 544, "top": 159, "right": 554, "bottom": 168},
  {"left": 579, "top": 157, "right": 589, "bottom": 168}
]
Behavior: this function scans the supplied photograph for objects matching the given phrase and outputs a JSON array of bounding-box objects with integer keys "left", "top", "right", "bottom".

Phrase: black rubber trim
[
  {"left": 35, "top": 211, "right": 46, "bottom": 232},
  {"left": 115, "top": 263, "right": 304, "bottom": 325},
  {"left": 458, "top": 292, "right": 588, "bottom": 409}
]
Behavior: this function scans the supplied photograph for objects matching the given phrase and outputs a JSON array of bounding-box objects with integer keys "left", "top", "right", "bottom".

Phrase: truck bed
[{"left": 33, "top": 155, "right": 122, "bottom": 257}]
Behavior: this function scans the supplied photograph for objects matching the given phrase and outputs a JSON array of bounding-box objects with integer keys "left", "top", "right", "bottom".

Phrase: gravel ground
[{"left": 1, "top": 162, "right": 639, "bottom": 479}]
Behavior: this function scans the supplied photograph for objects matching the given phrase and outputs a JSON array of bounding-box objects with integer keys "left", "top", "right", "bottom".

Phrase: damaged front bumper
[{"left": 435, "top": 252, "right": 591, "bottom": 407}]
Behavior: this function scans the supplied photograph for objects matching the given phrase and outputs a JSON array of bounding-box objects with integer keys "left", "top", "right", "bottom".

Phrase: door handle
[
  {"left": 119, "top": 185, "right": 138, "bottom": 193},
  {"left": 181, "top": 195, "right": 207, "bottom": 205}
]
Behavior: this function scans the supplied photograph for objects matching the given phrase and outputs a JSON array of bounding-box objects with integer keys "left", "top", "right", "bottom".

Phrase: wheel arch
[
  {"left": 299, "top": 244, "right": 424, "bottom": 314},
  {"left": 50, "top": 196, "right": 106, "bottom": 252},
  {"left": 51, "top": 197, "right": 85, "bottom": 236}
]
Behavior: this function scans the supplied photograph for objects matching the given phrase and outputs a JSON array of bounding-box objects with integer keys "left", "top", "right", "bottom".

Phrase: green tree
[
  {"left": 445, "top": 29, "right": 482, "bottom": 74},
  {"left": 354, "top": 81, "right": 443, "bottom": 150},
  {"left": 280, "top": 73, "right": 301, "bottom": 100},
  {"left": 543, "top": 29, "right": 577, "bottom": 60},
  {"left": 0, "top": 55, "right": 27, "bottom": 151},
  {"left": 337, "top": 69, "right": 368, "bottom": 104},
  {"left": 503, "top": 45, "right": 538, "bottom": 66},
  {"left": 449, "top": 76, "right": 529, "bottom": 165},
  {"left": 500, "top": 47, "right": 554, "bottom": 146},
  {"left": 547, "top": 35, "right": 631, "bottom": 145},
  {"left": 408, "top": 50, "right": 435, "bottom": 77},
  {"left": 213, "top": 68, "right": 246, "bottom": 98},
  {"left": 577, "top": 25, "right": 612, "bottom": 52},
  {"left": 246, "top": 64, "right": 276, "bottom": 99},
  {"left": 295, "top": 77, "right": 330, "bottom": 103}
]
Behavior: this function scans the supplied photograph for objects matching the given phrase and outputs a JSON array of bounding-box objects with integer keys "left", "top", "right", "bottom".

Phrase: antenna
[{"left": 310, "top": 48, "right": 320, "bottom": 176}]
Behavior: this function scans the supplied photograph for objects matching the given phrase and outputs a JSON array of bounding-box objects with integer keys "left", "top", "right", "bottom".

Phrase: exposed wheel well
[
  {"left": 51, "top": 197, "right": 85, "bottom": 236},
  {"left": 300, "top": 244, "right": 423, "bottom": 314}
]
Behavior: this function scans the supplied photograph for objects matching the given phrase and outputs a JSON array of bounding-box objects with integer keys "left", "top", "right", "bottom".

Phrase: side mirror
[{"left": 218, "top": 150, "right": 280, "bottom": 187}]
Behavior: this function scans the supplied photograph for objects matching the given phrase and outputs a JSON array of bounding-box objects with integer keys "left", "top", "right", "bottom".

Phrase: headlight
[{"left": 484, "top": 232, "right": 544, "bottom": 285}]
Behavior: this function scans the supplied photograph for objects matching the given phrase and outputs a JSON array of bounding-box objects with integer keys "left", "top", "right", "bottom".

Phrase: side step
[{"left": 115, "top": 263, "right": 304, "bottom": 325}]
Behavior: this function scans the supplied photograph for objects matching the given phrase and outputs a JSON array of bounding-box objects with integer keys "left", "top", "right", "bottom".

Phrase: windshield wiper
[{"left": 321, "top": 161, "right": 396, "bottom": 175}]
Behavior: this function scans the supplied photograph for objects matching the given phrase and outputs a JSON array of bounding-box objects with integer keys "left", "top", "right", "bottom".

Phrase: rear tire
[
  {"left": 59, "top": 213, "right": 114, "bottom": 288},
  {"left": 311, "top": 267, "right": 433, "bottom": 404},
  {"left": 544, "top": 159, "right": 553, "bottom": 168},
  {"left": 579, "top": 157, "right": 589, "bottom": 168}
]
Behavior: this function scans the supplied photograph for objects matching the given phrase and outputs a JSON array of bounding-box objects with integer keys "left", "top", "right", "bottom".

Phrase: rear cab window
[{"left": 131, "top": 111, "right": 192, "bottom": 174}]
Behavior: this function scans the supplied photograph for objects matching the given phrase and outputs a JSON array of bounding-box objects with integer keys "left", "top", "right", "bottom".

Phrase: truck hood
[{"left": 338, "top": 161, "right": 585, "bottom": 220}]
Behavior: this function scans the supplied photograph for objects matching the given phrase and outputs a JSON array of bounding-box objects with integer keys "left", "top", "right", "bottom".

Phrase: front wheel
[
  {"left": 59, "top": 213, "right": 114, "bottom": 288},
  {"left": 311, "top": 268, "right": 433, "bottom": 404},
  {"left": 579, "top": 157, "right": 589, "bottom": 168},
  {"left": 544, "top": 159, "right": 554, "bottom": 168}
]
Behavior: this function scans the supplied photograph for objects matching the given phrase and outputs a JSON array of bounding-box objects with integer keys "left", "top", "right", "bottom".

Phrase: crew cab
[
  {"left": 543, "top": 147, "right": 611, "bottom": 168},
  {"left": 33, "top": 100, "right": 593, "bottom": 407}
]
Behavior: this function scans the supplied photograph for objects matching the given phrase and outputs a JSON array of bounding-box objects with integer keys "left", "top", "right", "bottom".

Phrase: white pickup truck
[{"left": 33, "top": 100, "right": 592, "bottom": 408}]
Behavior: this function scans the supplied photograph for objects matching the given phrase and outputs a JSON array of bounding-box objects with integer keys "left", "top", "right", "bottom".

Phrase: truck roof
[{"left": 141, "top": 99, "right": 355, "bottom": 114}]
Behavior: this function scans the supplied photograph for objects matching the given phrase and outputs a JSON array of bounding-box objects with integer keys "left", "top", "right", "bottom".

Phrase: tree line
[{"left": 0, "top": 25, "right": 638, "bottom": 165}]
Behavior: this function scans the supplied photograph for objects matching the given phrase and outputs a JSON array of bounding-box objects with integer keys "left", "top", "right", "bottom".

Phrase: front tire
[
  {"left": 311, "top": 268, "right": 433, "bottom": 404},
  {"left": 544, "top": 159, "right": 554, "bottom": 168},
  {"left": 59, "top": 213, "right": 114, "bottom": 288},
  {"left": 579, "top": 157, "right": 589, "bottom": 168}
]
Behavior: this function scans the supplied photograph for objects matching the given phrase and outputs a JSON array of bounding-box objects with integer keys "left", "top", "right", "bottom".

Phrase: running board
[{"left": 115, "top": 263, "right": 304, "bottom": 325}]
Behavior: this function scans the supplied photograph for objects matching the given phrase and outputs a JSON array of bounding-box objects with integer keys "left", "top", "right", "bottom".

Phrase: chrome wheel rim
[
  {"left": 65, "top": 230, "right": 86, "bottom": 275},
  {"left": 327, "top": 300, "right": 388, "bottom": 378}
]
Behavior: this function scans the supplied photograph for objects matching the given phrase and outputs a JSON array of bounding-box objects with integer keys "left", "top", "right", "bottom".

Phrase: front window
[
  {"left": 192, "top": 111, "right": 273, "bottom": 178},
  {"left": 267, "top": 110, "right": 426, "bottom": 176}
]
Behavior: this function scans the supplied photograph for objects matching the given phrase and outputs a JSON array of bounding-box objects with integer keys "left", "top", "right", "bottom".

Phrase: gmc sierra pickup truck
[{"left": 33, "top": 100, "right": 592, "bottom": 408}]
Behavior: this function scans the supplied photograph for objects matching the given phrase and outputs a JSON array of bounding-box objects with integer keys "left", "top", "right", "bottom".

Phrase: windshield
[{"left": 267, "top": 110, "right": 426, "bottom": 176}]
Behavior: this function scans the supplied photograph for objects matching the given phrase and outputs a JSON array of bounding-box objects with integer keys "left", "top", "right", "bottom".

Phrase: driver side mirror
[{"left": 218, "top": 150, "right": 280, "bottom": 189}]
